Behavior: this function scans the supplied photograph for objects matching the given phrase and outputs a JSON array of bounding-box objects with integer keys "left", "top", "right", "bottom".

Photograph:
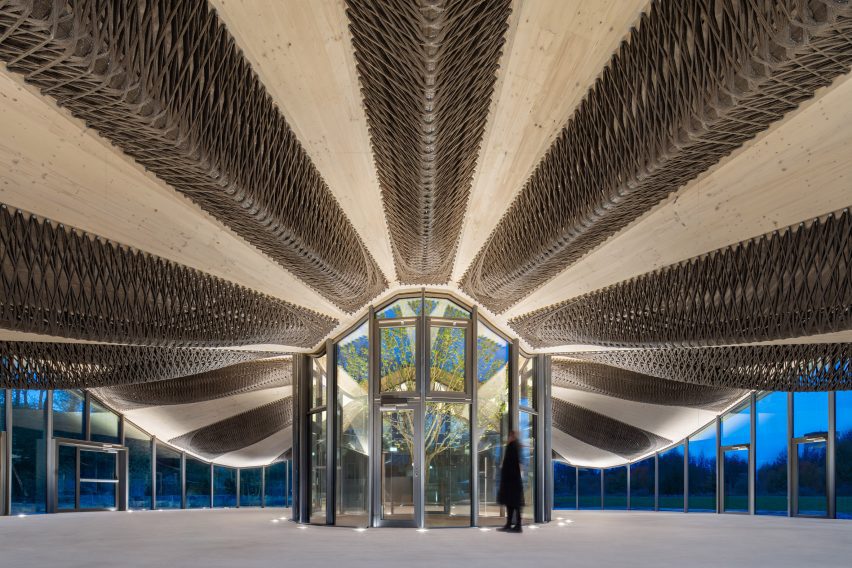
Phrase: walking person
[{"left": 497, "top": 430, "right": 524, "bottom": 533}]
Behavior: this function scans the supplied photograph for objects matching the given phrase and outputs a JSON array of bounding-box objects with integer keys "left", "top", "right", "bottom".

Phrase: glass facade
[
  {"left": 336, "top": 322, "right": 369, "bottom": 527},
  {"left": 214, "top": 466, "right": 237, "bottom": 508},
  {"left": 424, "top": 402, "right": 471, "bottom": 527},
  {"left": 477, "top": 324, "right": 510, "bottom": 524},
  {"left": 554, "top": 462, "right": 576, "bottom": 509},
  {"left": 89, "top": 399, "right": 120, "bottom": 444},
  {"left": 155, "top": 445, "right": 182, "bottom": 509},
  {"left": 838, "top": 392, "right": 852, "bottom": 519},
  {"left": 721, "top": 400, "right": 750, "bottom": 513},
  {"left": 756, "top": 392, "right": 787, "bottom": 515},
  {"left": 630, "top": 457, "right": 655, "bottom": 510},
  {"left": 794, "top": 392, "right": 828, "bottom": 517},
  {"left": 658, "top": 444, "right": 684, "bottom": 511},
  {"left": 186, "top": 458, "right": 211, "bottom": 508},
  {"left": 603, "top": 466, "right": 627, "bottom": 510},
  {"left": 52, "top": 390, "right": 85, "bottom": 440},
  {"left": 296, "top": 293, "right": 544, "bottom": 528},
  {"left": 688, "top": 424, "right": 716, "bottom": 512},
  {"left": 578, "top": 468, "right": 601, "bottom": 509},
  {"left": 11, "top": 389, "right": 47, "bottom": 514},
  {"left": 240, "top": 468, "right": 263, "bottom": 507},
  {"left": 57, "top": 445, "right": 77, "bottom": 510},
  {"left": 266, "top": 461, "right": 290, "bottom": 507},
  {"left": 79, "top": 450, "right": 118, "bottom": 509},
  {"left": 125, "top": 422, "right": 152, "bottom": 510}
]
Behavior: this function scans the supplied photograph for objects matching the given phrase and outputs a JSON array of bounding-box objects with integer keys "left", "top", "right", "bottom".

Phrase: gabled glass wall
[{"left": 552, "top": 390, "right": 852, "bottom": 521}]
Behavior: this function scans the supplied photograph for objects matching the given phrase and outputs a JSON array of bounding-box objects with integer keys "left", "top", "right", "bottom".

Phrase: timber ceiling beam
[
  {"left": 347, "top": 0, "right": 511, "bottom": 283},
  {"left": 462, "top": 0, "right": 852, "bottom": 313},
  {"left": 0, "top": 0, "right": 386, "bottom": 312}
]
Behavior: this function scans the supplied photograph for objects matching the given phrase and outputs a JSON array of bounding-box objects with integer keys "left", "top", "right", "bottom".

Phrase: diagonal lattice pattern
[
  {"left": 513, "top": 210, "right": 851, "bottom": 348},
  {"left": 0, "top": 206, "right": 336, "bottom": 348},
  {"left": 347, "top": 0, "right": 511, "bottom": 283},
  {"left": 0, "top": 0, "right": 386, "bottom": 312},
  {"left": 565, "top": 344, "right": 851, "bottom": 392},
  {"left": 462, "top": 0, "right": 852, "bottom": 313},
  {"left": 170, "top": 396, "right": 293, "bottom": 459},
  {"left": 93, "top": 357, "right": 292, "bottom": 411},
  {"left": 551, "top": 397, "right": 671, "bottom": 459},
  {"left": 0, "top": 341, "right": 272, "bottom": 389},
  {"left": 551, "top": 358, "right": 745, "bottom": 411}
]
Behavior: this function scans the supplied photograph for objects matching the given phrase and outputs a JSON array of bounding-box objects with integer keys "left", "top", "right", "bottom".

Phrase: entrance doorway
[
  {"left": 55, "top": 441, "right": 126, "bottom": 512},
  {"left": 793, "top": 437, "right": 828, "bottom": 517},
  {"left": 378, "top": 405, "right": 420, "bottom": 527}
]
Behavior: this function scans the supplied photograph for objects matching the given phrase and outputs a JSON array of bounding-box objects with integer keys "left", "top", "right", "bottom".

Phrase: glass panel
[
  {"left": 185, "top": 458, "right": 211, "bottom": 508},
  {"left": 723, "top": 448, "right": 749, "bottom": 512},
  {"left": 756, "top": 392, "right": 788, "bottom": 515},
  {"left": 125, "top": 422, "right": 152, "bottom": 510},
  {"left": 80, "top": 450, "right": 117, "bottom": 480},
  {"left": 424, "top": 297, "right": 470, "bottom": 319},
  {"left": 518, "top": 355, "right": 535, "bottom": 409},
  {"left": 381, "top": 408, "right": 415, "bottom": 521},
  {"left": 554, "top": 462, "right": 576, "bottom": 509},
  {"left": 11, "top": 389, "right": 47, "bottom": 514},
  {"left": 838, "top": 391, "right": 852, "bottom": 519},
  {"left": 155, "top": 445, "right": 182, "bottom": 509},
  {"left": 794, "top": 392, "right": 828, "bottom": 438},
  {"left": 239, "top": 468, "right": 262, "bottom": 507},
  {"left": 266, "top": 462, "right": 288, "bottom": 508},
  {"left": 310, "top": 356, "right": 327, "bottom": 408},
  {"left": 376, "top": 297, "right": 423, "bottom": 319},
  {"left": 57, "top": 445, "right": 77, "bottom": 510},
  {"left": 380, "top": 325, "right": 417, "bottom": 392},
  {"left": 477, "top": 324, "right": 509, "bottom": 524},
  {"left": 52, "top": 390, "right": 85, "bottom": 440},
  {"left": 80, "top": 482, "right": 117, "bottom": 510},
  {"left": 603, "top": 466, "right": 627, "bottom": 510},
  {"left": 89, "top": 399, "right": 119, "bottom": 443},
  {"left": 309, "top": 410, "right": 327, "bottom": 523},
  {"left": 519, "top": 411, "right": 536, "bottom": 512},
  {"left": 213, "top": 466, "right": 237, "bottom": 508},
  {"left": 658, "top": 444, "right": 684, "bottom": 511},
  {"left": 336, "top": 322, "right": 370, "bottom": 527},
  {"left": 629, "top": 457, "right": 655, "bottom": 510},
  {"left": 688, "top": 424, "right": 716, "bottom": 512},
  {"left": 797, "top": 441, "right": 827, "bottom": 516},
  {"left": 578, "top": 468, "right": 601, "bottom": 509},
  {"left": 721, "top": 400, "right": 751, "bottom": 447},
  {"left": 0, "top": 388, "right": 5, "bottom": 432},
  {"left": 425, "top": 402, "right": 471, "bottom": 527},
  {"left": 429, "top": 324, "right": 466, "bottom": 392}
]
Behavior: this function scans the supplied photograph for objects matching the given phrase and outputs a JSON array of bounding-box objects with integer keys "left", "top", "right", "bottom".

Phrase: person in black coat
[{"left": 497, "top": 430, "right": 524, "bottom": 532}]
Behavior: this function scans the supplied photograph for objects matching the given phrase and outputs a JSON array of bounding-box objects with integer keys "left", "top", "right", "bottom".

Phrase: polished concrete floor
[{"left": 1, "top": 508, "right": 851, "bottom": 567}]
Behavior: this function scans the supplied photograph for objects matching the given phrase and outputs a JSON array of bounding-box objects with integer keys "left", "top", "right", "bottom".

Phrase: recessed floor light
[
  {"left": 479, "top": 528, "right": 491, "bottom": 532},
  {"left": 271, "top": 519, "right": 280, "bottom": 523},
  {"left": 529, "top": 525, "right": 539, "bottom": 529},
  {"left": 354, "top": 528, "right": 367, "bottom": 532},
  {"left": 297, "top": 525, "right": 307, "bottom": 530},
  {"left": 416, "top": 528, "right": 429, "bottom": 533},
  {"left": 558, "top": 522, "right": 566, "bottom": 526}
]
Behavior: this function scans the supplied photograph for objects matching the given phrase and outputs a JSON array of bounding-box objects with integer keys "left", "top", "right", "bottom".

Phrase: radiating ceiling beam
[
  {"left": 94, "top": 358, "right": 291, "bottom": 411},
  {"left": 0, "top": 341, "right": 272, "bottom": 389},
  {"left": 462, "top": 0, "right": 852, "bottom": 312},
  {"left": 551, "top": 358, "right": 745, "bottom": 411},
  {"left": 0, "top": 0, "right": 386, "bottom": 312},
  {"left": 565, "top": 344, "right": 851, "bottom": 391},
  {"left": 169, "top": 396, "right": 292, "bottom": 460},
  {"left": 513, "top": 210, "right": 851, "bottom": 348},
  {"left": 346, "top": 0, "right": 511, "bottom": 283},
  {"left": 551, "top": 398, "right": 671, "bottom": 460},
  {"left": 0, "top": 205, "right": 336, "bottom": 348}
]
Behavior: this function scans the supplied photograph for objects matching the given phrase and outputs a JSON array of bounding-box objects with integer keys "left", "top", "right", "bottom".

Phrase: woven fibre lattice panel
[
  {"left": 93, "top": 358, "right": 291, "bottom": 411},
  {"left": 566, "top": 343, "right": 851, "bottom": 391},
  {"left": 551, "top": 397, "right": 671, "bottom": 459},
  {"left": 170, "top": 396, "right": 292, "bottom": 459},
  {"left": 551, "top": 358, "right": 745, "bottom": 411},
  {"left": 347, "top": 0, "right": 511, "bottom": 283},
  {"left": 462, "top": 0, "right": 852, "bottom": 313},
  {"left": 513, "top": 210, "right": 852, "bottom": 348},
  {"left": 0, "top": 341, "right": 269, "bottom": 389},
  {"left": 0, "top": 206, "right": 336, "bottom": 347},
  {"left": 0, "top": 0, "right": 386, "bottom": 312}
]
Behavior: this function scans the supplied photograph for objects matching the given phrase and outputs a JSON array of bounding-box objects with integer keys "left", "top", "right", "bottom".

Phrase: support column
[
  {"left": 828, "top": 391, "right": 837, "bottom": 519},
  {"left": 325, "top": 339, "right": 335, "bottom": 525},
  {"left": 470, "top": 306, "right": 479, "bottom": 526}
]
